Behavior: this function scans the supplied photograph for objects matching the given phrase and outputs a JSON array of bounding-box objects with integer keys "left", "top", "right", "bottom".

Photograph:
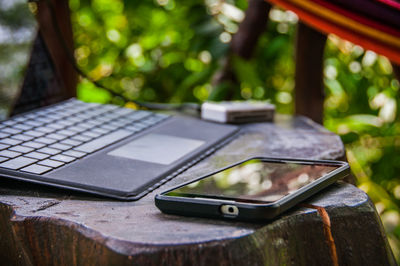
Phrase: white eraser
[{"left": 201, "top": 101, "right": 275, "bottom": 123}]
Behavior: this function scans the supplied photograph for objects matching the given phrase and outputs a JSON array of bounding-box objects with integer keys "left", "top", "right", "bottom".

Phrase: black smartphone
[{"left": 155, "top": 157, "right": 349, "bottom": 222}]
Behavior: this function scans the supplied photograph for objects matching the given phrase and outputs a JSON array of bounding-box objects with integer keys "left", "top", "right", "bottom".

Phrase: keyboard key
[
  {"left": 58, "top": 120, "right": 75, "bottom": 126},
  {"left": 71, "top": 135, "right": 92, "bottom": 142},
  {"left": 81, "top": 131, "right": 101, "bottom": 138},
  {"left": 128, "top": 124, "right": 147, "bottom": 130},
  {"left": 66, "top": 117, "right": 82, "bottom": 123},
  {"left": 74, "top": 113, "right": 94, "bottom": 120},
  {"left": 0, "top": 150, "right": 21, "bottom": 158},
  {"left": 24, "top": 130, "right": 46, "bottom": 137},
  {"left": 1, "top": 128, "right": 21, "bottom": 135},
  {"left": 35, "top": 116, "right": 55, "bottom": 123},
  {"left": 0, "top": 132, "right": 10, "bottom": 138},
  {"left": 0, "top": 156, "right": 8, "bottom": 162},
  {"left": 49, "top": 113, "right": 64, "bottom": 120},
  {"left": 113, "top": 108, "right": 135, "bottom": 116},
  {"left": 37, "top": 147, "right": 61, "bottom": 155},
  {"left": 21, "top": 164, "right": 52, "bottom": 174},
  {"left": 49, "top": 143, "right": 71, "bottom": 151},
  {"left": 47, "top": 123, "right": 65, "bottom": 130},
  {"left": 125, "top": 126, "right": 141, "bottom": 133},
  {"left": 11, "top": 134, "right": 34, "bottom": 141},
  {"left": 22, "top": 141, "right": 46, "bottom": 149},
  {"left": 62, "top": 150, "right": 86, "bottom": 158},
  {"left": 0, "top": 138, "right": 22, "bottom": 146},
  {"left": 35, "top": 126, "right": 57, "bottom": 133},
  {"left": 56, "top": 129, "right": 76, "bottom": 137},
  {"left": 25, "top": 120, "right": 44, "bottom": 127},
  {"left": 101, "top": 104, "right": 119, "bottom": 111},
  {"left": 0, "top": 144, "right": 10, "bottom": 150},
  {"left": 86, "top": 120, "right": 103, "bottom": 127},
  {"left": 126, "top": 111, "right": 151, "bottom": 120},
  {"left": 119, "top": 117, "right": 134, "bottom": 123},
  {"left": 91, "top": 128, "right": 110, "bottom": 135},
  {"left": 101, "top": 113, "right": 121, "bottom": 120},
  {"left": 46, "top": 133, "right": 67, "bottom": 141},
  {"left": 60, "top": 139, "right": 82, "bottom": 146},
  {"left": 0, "top": 157, "right": 36, "bottom": 169},
  {"left": 9, "top": 146, "right": 34, "bottom": 154},
  {"left": 100, "top": 124, "right": 118, "bottom": 131},
  {"left": 35, "top": 110, "right": 50, "bottom": 116},
  {"left": 86, "top": 108, "right": 107, "bottom": 116},
  {"left": 14, "top": 117, "right": 27, "bottom": 122},
  {"left": 93, "top": 116, "right": 112, "bottom": 123},
  {"left": 34, "top": 137, "right": 57, "bottom": 145},
  {"left": 24, "top": 113, "right": 37, "bottom": 119},
  {"left": 65, "top": 126, "right": 86, "bottom": 133},
  {"left": 141, "top": 119, "right": 158, "bottom": 125},
  {"left": 13, "top": 124, "right": 33, "bottom": 131},
  {"left": 38, "top": 159, "right": 64, "bottom": 168},
  {"left": 2, "top": 120, "right": 17, "bottom": 126},
  {"left": 51, "top": 154, "right": 75, "bottom": 163},
  {"left": 109, "top": 121, "right": 124, "bottom": 127},
  {"left": 74, "top": 123, "right": 93, "bottom": 129},
  {"left": 74, "top": 129, "right": 132, "bottom": 153},
  {"left": 139, "top": 122, "right": 152, "bottom": 128},
  {"left": 25, "top": 152, "right": 50, "bottom": 160}
]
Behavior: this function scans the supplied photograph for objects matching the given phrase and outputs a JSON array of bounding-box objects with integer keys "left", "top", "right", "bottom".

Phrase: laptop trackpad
[{"left": 107, "top": 133, "right": 205, "bottom": 165}]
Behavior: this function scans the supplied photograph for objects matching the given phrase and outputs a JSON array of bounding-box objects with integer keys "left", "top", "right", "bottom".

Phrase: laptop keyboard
[{"left": 0, "top": 99, "right": 169, "bottom": 175}]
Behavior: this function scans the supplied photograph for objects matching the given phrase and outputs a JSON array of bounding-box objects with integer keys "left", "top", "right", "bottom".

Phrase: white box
[{"left": 201, "top": 101, "right": 275, "bottom": 123}]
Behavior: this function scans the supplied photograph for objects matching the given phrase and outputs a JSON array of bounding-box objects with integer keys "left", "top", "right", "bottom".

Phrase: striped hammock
[{"left": 267, "top": 0, "right": 400, "bottom": 64}]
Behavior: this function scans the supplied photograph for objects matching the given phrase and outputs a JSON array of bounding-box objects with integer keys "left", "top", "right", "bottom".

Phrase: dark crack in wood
[{"left": 33, "top": 200, "right": 60, "bottom": 213}]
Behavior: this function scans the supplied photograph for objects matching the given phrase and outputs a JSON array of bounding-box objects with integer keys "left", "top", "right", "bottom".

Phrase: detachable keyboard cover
[{"left": 0, "top": 99, "right": 239, "bottom": 200}]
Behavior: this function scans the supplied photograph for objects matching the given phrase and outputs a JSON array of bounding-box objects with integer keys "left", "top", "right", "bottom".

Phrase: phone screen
[{"left": 165, "top": 159, "right": 340, "bottom": 203}]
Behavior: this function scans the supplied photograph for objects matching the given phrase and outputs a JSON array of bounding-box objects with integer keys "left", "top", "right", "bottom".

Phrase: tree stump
[{"left": 0, "top": 115, "right": 395, "bottom": 265}]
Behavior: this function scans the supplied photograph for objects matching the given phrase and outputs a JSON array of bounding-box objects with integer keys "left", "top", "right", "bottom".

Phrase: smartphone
[{"left": 155, "top": 157, "right": 349, "bottom": 222}]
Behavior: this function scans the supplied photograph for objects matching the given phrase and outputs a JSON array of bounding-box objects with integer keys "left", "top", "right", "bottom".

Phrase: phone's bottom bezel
[
  {"left": 155, "top": 194, "right": 282, "bottom": 222},
  {"left": 155, "top": 157, "right": 350, "bottom": 222}
]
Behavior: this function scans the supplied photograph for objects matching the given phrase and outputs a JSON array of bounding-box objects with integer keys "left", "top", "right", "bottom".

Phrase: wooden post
[
  {"left": 393, "top": 63, "right": 400, "bottom": 83},
  {"left": 294, "top": 22, "right": 327, "bottom": 124},
  {"left": 36, "top": 0, "right": 77, "bottom": 98}
]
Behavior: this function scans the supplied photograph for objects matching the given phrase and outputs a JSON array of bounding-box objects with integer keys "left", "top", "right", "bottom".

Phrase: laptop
[{"left": 0, "top": 1, "right": 239, "bottom": 200}]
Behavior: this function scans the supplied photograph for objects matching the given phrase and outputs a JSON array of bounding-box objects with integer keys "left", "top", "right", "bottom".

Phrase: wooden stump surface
[{"left": 0, "top": 115, "right": 395, "bottom": 265}]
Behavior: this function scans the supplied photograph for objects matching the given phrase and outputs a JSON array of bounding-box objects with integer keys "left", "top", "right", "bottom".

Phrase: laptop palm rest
[{"left": 43, "top": 117, "right": 238, "bottom": 198}]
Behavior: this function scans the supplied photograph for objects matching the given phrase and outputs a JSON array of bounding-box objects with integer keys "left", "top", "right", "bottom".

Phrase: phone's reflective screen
[{"left": 166, "top": 159, "right": 339, "bottom": 203}]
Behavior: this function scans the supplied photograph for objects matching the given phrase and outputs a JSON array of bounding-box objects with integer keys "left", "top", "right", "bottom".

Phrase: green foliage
[
  {"left": 70, "top": 1, "right": 400, "bottom": 259},
  {"left": 322, "top": 36, "right": 400, "bottom": 259},
  {"left": 70, "top": 0, "right": 228, "bottom": 105}
]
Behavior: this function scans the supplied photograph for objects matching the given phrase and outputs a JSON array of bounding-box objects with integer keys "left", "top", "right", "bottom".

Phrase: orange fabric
[
  {"left": 376, "top": 0, "right": 400, "bottom": 11},
  {"left": 274, "top": 0, "right": 400, "bottom": 47},
  {"left": 312, "top": 0, "right": 400, "bottom": 37},
  {"left": 267, "top": 0, "right": 400, "bottom": 64}
]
